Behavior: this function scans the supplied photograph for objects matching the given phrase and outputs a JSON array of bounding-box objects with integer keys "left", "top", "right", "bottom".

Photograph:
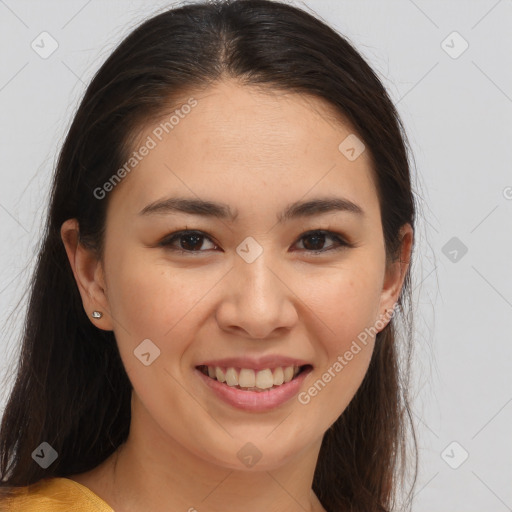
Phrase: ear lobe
[
  {"left": 60, "top": 218, "right": 113, "bottom": 331},
  {"left": 378, "top": 223, "right": 413, "bottom": 326}
]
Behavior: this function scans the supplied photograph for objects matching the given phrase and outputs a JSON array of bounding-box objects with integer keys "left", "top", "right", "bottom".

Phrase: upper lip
[{"left": 196, "top": 355, "right": 312, "bottom": 371}]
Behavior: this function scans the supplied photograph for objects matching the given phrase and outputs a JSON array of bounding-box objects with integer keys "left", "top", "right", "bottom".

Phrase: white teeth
[
  {"left": 283, "top": 366, "right": 294, "bottom": 383},
  {"left": 255, "top": 369, "right": 274, "bottom": 389},
  {"left": 203, "top": 365, "right": 304, "bottom": 390},
  {"left": 238, "top": 368, "right": 256, "bottom": 388},
  {"left": 225, "top": 367, "right": 238, "bottom": 387},
  {"left": 273, "top": 367, "right": 284, "bottom": 386},
  {"left": 215, "top": 367, "right": 226, "bottom": 383}
]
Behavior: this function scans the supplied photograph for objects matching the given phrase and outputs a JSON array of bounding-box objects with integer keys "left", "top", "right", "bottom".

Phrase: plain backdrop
[{"left": 0, "top": 1, "right": 511, "bottom": 511}]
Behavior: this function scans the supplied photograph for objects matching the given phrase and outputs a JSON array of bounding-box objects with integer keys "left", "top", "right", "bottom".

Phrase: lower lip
[{"left": 195, "top": 366, "right": 312, "bottom": 412}]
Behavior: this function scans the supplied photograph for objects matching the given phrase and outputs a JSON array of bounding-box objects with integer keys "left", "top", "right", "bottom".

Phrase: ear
[
  {"left": 60, "top": 218, "right": 113, "bottom": 331},
  {"left": 376, "top": 223, "right": 414, "bottom": 330}
]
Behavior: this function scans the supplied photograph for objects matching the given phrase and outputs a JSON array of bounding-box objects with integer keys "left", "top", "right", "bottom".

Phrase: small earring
[{"left": 92, "top": 311, "right": 103, "bottom": 319}]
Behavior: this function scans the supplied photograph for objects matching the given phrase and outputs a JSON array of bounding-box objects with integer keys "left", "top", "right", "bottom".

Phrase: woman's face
[{"left": 74, "top": 80, "right": 410, "bottom": 470}]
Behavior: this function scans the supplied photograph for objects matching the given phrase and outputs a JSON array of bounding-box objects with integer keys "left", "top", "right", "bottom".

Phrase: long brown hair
[{"left": 0, "top": 1, "right": 419, "bottom": 510}]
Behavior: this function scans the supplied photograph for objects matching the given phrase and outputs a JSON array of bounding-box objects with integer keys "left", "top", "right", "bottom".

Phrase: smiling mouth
[{"left": 196, "top": 364, "right": 312, "bottom": 392}]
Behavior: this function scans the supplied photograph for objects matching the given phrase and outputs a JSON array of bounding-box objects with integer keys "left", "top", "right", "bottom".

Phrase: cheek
[
  {"left": 104, "top": 251, "right": 213, "bottom": 375},
  {"left": 297, "top": 271, "right": 380, "bottom": 426},
  {"left": 296, "top": 262, "right": 382, "bottom": 409},
  {"left": 106, "top": 251, "right": 202, "bottom": 331},
  {"left": 299, "top": 262, "right": 383, "bottom": 345}
]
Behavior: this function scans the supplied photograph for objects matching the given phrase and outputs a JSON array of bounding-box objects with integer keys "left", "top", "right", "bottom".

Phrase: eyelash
[{"left": 158, "top": 229, "right": 353, "bottom": 256}]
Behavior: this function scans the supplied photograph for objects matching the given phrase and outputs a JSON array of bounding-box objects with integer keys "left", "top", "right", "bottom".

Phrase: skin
[{"left": 61, "top": 79, "right": 413, "bottom": 512}]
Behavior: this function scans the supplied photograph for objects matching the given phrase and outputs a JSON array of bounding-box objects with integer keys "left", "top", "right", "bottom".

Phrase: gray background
[{"left": 0, "top": 1, "right": 511, "bottom": 510}]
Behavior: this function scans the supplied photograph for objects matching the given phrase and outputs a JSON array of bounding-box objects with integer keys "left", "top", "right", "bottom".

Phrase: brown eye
[
  {"left": 159, "top": 229, "right": 351, "bottom": 255},
  {"left": 175, "top": 233, "right": 206, "bottom": 251},
  {"left": 294, "top": 230, "right": 349, "bottom": 254},
  {"left": 160, "top": 231, "right": 218, "bottom": 253}
]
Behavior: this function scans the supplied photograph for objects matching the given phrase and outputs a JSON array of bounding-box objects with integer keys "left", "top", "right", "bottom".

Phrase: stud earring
[{"left": 92, "top": 311, "right": 103, "bottom": 319}]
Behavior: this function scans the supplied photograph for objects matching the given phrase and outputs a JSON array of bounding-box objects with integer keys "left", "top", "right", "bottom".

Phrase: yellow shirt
[{"left": 1, "top": 477, "right": 114, "bottom": 511}]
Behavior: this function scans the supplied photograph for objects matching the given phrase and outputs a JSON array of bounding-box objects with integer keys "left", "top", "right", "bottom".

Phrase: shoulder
[{"left": 0, "top": 477, "right": 114, "bottom": 512}]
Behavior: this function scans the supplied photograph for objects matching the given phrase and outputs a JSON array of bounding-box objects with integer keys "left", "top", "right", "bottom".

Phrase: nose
[{"left": 215, "top": 252, "right": 298, "bottom": 340}]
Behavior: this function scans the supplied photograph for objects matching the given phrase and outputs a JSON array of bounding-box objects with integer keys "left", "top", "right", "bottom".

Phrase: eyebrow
[{"left": 138, "top": 196, "right": 365, "bottom": 222}]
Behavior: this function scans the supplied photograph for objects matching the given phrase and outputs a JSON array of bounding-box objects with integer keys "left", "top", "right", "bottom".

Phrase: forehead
[{"left": 108, "top": 80, "right": 378, "bottom": 221}]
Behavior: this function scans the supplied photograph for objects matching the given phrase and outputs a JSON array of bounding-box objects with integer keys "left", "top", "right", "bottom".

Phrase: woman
[{"left": 0, "top": 1, "right": 419, "bottom": 510}]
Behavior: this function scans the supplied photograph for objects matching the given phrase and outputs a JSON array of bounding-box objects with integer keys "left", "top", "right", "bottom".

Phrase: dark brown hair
[{"left": 0, "top": 1, "right": 419, "bottom": 510}]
